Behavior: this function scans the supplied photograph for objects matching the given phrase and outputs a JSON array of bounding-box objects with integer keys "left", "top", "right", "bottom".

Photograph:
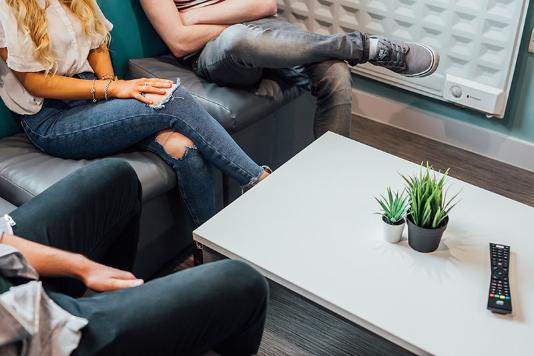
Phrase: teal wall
[
  {"left": 353, "top": 3, "right": 534, "bottom": 144},
  {"left": 0, "top": 105, "right": 18, "bottom": 136}
]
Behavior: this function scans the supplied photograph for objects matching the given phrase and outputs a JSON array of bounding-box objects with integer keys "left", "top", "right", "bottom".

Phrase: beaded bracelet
[{"left": 91, "top": 79, "right": 97, "bottom": 103}]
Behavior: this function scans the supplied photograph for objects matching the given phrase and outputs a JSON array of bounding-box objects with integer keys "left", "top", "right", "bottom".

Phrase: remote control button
[
  {"left": 505, "top": 296, "right": 510, "bottom": 300},
  {"left": 496, "top": 300, "right": 504, "bottom": 305},
  {"left": 493, "top": 267, "right": 505, "bottom": 278},
  {"left": 500, "top": 295, "right": 505, "bottom": 300},
  {"left": 490, "top": 293, "right": 494, "bottom": 298}
]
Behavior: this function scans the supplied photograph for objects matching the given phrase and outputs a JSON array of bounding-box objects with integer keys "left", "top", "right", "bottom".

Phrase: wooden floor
[{"left": 258, "top": 281, "right": 411, "bottom": 356}]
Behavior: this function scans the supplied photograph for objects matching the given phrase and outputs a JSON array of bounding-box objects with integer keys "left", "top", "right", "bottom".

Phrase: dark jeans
[
  {"left": 19, "top": 74, "right": 264, "bottom": 227},
  {"left": 194, "top": 16, "right": 362, "bottom": 137},
  {"left": 10, "top": 159, "right": 268, "bottom": 356}
]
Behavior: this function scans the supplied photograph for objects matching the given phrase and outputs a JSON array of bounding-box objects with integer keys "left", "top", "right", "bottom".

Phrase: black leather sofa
[{"left": 0, "top": 1, "right": 315, "bottom": 279}]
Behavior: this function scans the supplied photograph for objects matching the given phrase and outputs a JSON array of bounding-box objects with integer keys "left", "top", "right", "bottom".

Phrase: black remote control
[{"left": 487, "top": 243, "right": 512, "bottom": 314}]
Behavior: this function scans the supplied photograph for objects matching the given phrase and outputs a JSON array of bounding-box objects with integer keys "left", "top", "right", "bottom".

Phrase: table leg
[{"left": 193, "top": 242, "right": 204, "bottom": 265}]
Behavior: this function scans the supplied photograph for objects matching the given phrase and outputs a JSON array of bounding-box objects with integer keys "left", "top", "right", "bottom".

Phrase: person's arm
[
  {"left": 88, "top": 44, "right": 115, "bottom": 79},
  {"left": 1, "top": 233, "right": 144, "bottom": 292},
  {"left": 180, "top": 0, "right": 277, "bottom": 26},
  {"left": 141, "top": 0, "right": 228, "bottom": 57},
  {"left": 0, "top": 47, "right": 172, "bottom": 105}
]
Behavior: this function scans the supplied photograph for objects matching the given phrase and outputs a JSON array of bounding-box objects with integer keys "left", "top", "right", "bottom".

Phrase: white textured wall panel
[{"left": 278, "top": 0, "right": 530, "bottom": 117}]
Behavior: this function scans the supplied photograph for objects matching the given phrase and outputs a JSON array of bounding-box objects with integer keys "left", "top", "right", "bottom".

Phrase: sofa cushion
[
  {"left": 128, "top": 55, "right": 306, "bottom": 133},
  {"left": 0, "top": 197, "right": 16, "bottom": 216},
  {"left": 0, "top": 134, "right": 175, "bottom": 206}
]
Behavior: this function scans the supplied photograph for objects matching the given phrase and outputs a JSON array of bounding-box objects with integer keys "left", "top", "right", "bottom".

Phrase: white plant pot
[{"left": 382, "top": 217, "right": 405, "bottom": 243}]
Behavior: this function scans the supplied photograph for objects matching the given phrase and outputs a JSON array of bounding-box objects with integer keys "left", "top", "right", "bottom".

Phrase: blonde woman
[{"left": 0, "top": 0, "right": 269, "bottom": 227}]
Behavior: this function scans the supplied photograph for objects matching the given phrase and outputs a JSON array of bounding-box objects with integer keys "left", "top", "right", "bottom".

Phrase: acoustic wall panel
[{"left": 278, "top": 0, "right": 530, "bottom": 117}]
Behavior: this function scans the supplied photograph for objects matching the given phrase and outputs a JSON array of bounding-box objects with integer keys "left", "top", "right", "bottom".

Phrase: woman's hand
[
  {"left": 79, "top": 258, "right": 144, "bottom": 292},
  {"left": 109, "top": 78, "right": 174, "bottom": 105}
]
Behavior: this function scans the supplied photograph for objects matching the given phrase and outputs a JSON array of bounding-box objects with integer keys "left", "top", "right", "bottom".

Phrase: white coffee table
[{"left": 193, "top": 132, "right": 534, "bottom": 355}]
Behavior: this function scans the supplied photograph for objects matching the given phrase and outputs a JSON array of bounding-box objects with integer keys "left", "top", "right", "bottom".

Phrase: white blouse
[{"left": 0, "top": 0, "right": 113, "bottom": 115}]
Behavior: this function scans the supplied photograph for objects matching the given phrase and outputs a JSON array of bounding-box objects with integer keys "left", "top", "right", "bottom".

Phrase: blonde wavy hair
[{"left": 6, "top": 0, "right": 109, "bottom": 72}]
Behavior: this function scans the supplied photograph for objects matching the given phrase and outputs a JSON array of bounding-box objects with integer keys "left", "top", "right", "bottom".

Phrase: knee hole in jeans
[{"left": 155, "top": 130, "right": 197, "bottom": 159}]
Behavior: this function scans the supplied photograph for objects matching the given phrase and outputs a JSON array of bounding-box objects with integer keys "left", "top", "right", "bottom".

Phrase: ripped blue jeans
[{"left": 19, "top": 73, "right": 265, "bottom": 227}]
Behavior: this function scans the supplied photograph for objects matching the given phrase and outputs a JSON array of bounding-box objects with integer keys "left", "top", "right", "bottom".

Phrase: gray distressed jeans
[{"left": 193, "top": 16, "right": 369, "bottom": 138}]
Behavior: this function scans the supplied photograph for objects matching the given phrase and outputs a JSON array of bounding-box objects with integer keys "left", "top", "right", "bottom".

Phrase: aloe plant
[
  {"left": 375, "top": 187, "right": 409, "bottom": 225},
  {"left": 402, "top": 162, "right": 459, "bottom": 229}
]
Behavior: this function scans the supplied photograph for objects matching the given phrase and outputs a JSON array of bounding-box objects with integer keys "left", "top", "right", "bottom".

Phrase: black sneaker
[{"left": 369, "top": 36, "right": 440, "bottom": 77}]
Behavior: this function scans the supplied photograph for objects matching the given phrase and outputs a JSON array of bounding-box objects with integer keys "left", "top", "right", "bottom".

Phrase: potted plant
[
  {"left": 402, "top": 163, "right": 459, "bottom": 253},
  {"left": 375, "top": 187, "right": 409, "bottom": 243}
]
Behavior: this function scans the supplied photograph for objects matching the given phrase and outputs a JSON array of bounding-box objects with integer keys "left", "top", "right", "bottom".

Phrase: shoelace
[{"left": 374, "top": 39, "right": 409, "bottom": 71}]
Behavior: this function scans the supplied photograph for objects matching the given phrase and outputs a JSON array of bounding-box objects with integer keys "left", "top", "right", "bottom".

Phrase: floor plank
[{"left": 259, "top": 281, "right": 413, "bottom": 356}]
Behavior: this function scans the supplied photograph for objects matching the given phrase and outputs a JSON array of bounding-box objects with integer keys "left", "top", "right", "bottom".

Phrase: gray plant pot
[{"left": 407, "top": 216, "right": 449, "bottom": 253}]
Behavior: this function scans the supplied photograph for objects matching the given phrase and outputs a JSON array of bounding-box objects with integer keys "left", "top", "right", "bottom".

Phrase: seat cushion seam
[{"left": 0, "top": 174, "right": 38, "bottom": 202}]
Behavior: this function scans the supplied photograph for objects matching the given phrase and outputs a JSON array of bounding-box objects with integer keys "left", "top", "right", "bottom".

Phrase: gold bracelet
[
  {"left": 99, "top": 74, "right": 117, "bottom": 81},
  {"left": 104, "top": 79, "right": 113, "bottom": 100}
]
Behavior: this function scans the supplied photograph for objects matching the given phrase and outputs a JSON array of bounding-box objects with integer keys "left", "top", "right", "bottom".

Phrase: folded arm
[
  {"left": 1, "top": 233, "right": 143, "bottom": 292},
  {"left": 141, "top": 0, "right": 228, "bottom": 57},
  {"left": 180, "top": 0, "right": 278, "bottom": 26}
]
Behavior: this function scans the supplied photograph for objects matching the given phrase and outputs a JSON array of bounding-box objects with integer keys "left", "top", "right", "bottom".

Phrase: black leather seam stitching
[{"left": 0, "top": 175, "right": 36, "bottom": 202}]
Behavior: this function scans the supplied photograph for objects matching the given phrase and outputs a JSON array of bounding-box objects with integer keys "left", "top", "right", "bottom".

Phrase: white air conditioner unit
[{"left": 278, "top": 0, "right": 530, "bottom": 118}]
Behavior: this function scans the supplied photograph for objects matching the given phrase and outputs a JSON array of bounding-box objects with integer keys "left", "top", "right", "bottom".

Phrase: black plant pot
[{"left": 407, "top": 216, "right": 449, "bottom": 253}]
